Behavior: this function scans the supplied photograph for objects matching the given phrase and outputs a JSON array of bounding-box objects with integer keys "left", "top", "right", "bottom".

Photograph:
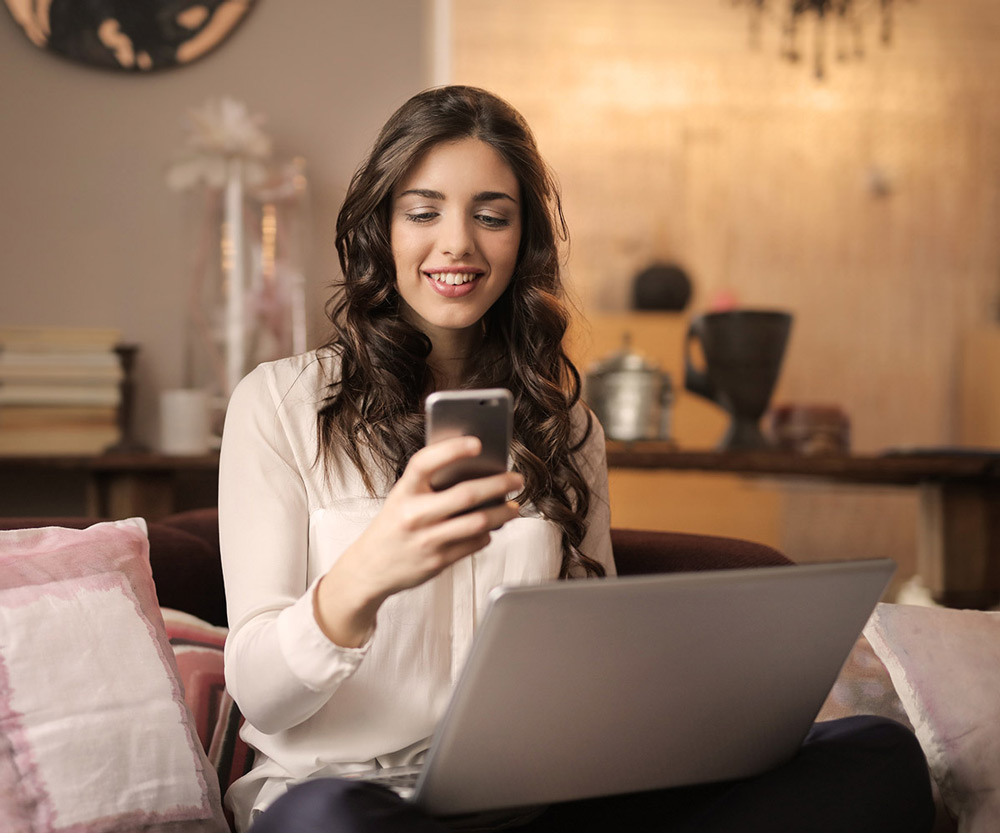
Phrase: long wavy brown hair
[{"left": 318, "top": 85, "right": 604, "bottom": 578}]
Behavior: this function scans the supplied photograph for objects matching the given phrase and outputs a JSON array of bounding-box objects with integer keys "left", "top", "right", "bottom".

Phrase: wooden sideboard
[
  {"left": 608, "top": 443, "right": 1000, "bottom": 609},
  {"left": 0, "top": 452, "right": 220, "bottom": 522}
]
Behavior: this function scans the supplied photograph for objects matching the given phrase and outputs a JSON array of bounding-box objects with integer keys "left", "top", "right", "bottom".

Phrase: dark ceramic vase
[
  {"left": 684, "top": 310, "right": 793, "bottom": 450},
  {"left": 632, "top": 263, "right": 692, "bottom": 311}
]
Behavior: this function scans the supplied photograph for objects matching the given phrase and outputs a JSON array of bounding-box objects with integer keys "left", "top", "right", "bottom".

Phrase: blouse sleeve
[
  {"left": 219, "top": 364, "right": 368, "bottom": 735},
  {"left": 573, "top": 405, "right": 617, "bottom": 578}
]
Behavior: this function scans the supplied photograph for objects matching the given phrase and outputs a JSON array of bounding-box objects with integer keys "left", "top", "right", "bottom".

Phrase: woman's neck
[{"left": 426, "top": 328, "right": 483, "bottom": 391}]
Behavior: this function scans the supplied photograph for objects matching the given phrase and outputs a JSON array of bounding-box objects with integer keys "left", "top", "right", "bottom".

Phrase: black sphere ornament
[{"left": 632, "top": 263, "right": 693, "bottom": 311}]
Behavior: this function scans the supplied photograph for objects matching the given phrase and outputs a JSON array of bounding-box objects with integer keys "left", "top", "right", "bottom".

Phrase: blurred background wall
[{"left": 448, "top": 0, "right": 1000, "bottom": 588}]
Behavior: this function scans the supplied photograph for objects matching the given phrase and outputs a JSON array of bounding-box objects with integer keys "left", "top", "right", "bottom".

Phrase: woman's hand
[{"left": 314, "top": 436, "right": 523, "bottom": 647}]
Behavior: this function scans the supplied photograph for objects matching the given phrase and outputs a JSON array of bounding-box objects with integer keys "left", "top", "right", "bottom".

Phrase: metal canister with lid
[{"left": 584, "top": 334, "right": 673, "bottom": 442}]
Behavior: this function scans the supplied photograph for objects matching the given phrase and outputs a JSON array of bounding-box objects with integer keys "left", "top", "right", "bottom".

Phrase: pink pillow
[
  {"left": 0, "top": 519, "right": 227, "bottom": 833},
  {"left": 864, "top": 603, "right": 1000, "bottom": 833}
]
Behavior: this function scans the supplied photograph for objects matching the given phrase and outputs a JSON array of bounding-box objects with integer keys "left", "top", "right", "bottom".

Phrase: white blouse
[{"left": 218, "top": 350, "right": 615, "bottom": 831}]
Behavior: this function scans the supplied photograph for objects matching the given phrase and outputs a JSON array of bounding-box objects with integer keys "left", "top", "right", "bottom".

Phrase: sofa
[
  {"left": 1, "top": 507, "right": 796, "bottom": 625},
  {"left": 2, "top": 509, "right": 992, "bottom": 832}
]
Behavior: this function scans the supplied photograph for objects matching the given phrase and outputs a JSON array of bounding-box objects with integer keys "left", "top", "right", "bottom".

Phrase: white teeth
[{"left": 430, "top": 272, "right": 477, "bottom": 285}]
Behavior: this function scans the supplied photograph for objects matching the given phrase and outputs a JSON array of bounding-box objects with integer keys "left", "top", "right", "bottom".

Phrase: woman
[{"left": 220, "top": 86, "right": 933, "bottom": 833}]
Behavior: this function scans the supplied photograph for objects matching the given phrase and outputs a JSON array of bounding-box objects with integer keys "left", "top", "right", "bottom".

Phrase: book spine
[
  {"left": 0, "top": 350, "right": 122, "bottom": 368},
  {"left": 0, "top": 326, "right": 122, "bottom": 353},
  {"left": 0, "top": 405, "right": 118, "bottom": 428},
  {"left": 0, "top": 424, "right": 121, "bottom": 455},
  {"left": 0, "top": 385, "right": 121, "bottom": 407},
  {"left": 0, "top": 366, "right": 123, "bottom": 386}
]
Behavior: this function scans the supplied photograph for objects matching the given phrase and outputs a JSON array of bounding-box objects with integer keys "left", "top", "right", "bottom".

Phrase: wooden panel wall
[{"left": 451, "top": 0, "right": 1000, "bottom": 585}]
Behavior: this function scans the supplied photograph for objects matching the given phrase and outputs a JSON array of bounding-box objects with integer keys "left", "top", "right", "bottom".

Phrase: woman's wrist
[{"left": 312, "top": 565, "right": 384, "bottom": 649}]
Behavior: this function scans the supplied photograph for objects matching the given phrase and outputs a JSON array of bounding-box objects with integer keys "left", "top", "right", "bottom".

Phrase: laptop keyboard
[{"left": 342, "top": 765, "right": 421, "bottom": 798}]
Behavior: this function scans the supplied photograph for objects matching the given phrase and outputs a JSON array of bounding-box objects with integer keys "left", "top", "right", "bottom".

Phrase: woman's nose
[{"left": 439, "top": 215, "right": 475, "bottom": 258}]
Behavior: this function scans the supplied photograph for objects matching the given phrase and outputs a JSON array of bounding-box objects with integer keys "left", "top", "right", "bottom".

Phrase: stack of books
[{"left": 0, "top": 326, "right": 124, "bottom": 455}]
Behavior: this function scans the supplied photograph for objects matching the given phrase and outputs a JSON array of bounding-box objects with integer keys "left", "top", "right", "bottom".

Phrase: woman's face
[{"left": 390, "top": 138, "right": 522, "bottom": 344}]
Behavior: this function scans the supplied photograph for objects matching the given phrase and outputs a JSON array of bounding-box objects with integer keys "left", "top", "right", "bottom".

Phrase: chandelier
[{"left": 740, "top": 0, "right": 906, "bottom": 79}]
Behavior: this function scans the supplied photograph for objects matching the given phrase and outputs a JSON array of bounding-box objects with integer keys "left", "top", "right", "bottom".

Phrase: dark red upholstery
[
  {"left": 154, "top": 509, "right": 227, "bottom": 625},
  {"left": 610, "top": 527, "right": 792, "bottom": 575}
]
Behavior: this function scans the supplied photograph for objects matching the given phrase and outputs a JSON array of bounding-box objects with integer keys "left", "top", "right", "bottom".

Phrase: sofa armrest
[
  {"left": 611, "top": 527, "right": 793, "bottom": 575},
  {"left": 150, "top": 510, "right": 226, "bottom": 627}
]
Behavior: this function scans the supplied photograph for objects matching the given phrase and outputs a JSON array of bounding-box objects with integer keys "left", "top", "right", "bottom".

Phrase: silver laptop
[{"left": 350, "top": 559, "right": 894, "bottom": 817}]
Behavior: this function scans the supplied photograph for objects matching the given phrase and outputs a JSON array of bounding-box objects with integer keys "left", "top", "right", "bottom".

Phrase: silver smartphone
[{"left": 425, "top": 389, "right": 513, "bottom": 503}]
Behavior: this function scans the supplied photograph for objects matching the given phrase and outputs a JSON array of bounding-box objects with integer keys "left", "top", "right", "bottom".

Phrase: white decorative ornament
[{"left": 167, "top": 99, "right": 310, "bottom": 440}]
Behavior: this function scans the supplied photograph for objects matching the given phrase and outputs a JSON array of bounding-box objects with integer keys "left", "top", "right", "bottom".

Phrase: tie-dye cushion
[
  {"left": 0, "top": 518, "right": 228, "bottom": 833},
  {"left": 162, "top": 609, "right": 229, "bottom": 751},
  {"left": 161, "top": 607, "right": 253, "bottom": 828}
]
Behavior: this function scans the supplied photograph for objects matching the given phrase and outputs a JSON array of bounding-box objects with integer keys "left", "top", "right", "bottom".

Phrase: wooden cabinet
[
  {"left": 0, "top": 453, "right": 219, "bottom": 521},
  {"left": 960, "top": 327, "right": 1000, "bottom": 448}
]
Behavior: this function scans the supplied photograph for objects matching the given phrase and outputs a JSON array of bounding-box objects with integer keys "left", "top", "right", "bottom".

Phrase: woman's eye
[
  {"left": 405, "top": 211, "right": 438, "bottom": 223},
  {"left": 476, "top": 214, "right": 511, "bottom": 228}
]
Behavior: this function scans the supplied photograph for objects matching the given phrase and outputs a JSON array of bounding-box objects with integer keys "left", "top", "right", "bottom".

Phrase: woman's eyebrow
[
  {"left": 474, "top": 190, "right": 517, "bottom": 204},
  {"left": 396, "top": 188, "right": 517, "bottom": 204},
  {"left": 397, "top": 188, "right": 445, "bottom": 200}
]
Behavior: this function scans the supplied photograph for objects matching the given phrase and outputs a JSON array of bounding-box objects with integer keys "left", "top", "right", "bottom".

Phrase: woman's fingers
[
  {"left": 439, "top": 469, "right": 523, "bottom": 514},
  {"left": 413, "top": 505, "right": 517, "bottom": 571},
  {"left": 488, "top": 499, "right": 522, "bottom": 530},
  {"left": 395, "top": 435, "right": 523, "bottom": 525},
  {"left": 399, "top": 471, "right": 523, "bottom": 529},
  {"left": 425, "top": 498, "right": 520, "bottom": 545},
  {"left": 402, "top": 435, "right": 481, "bottom": 490}
]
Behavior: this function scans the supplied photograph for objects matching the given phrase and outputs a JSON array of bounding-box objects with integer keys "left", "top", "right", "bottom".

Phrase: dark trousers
[{"left": 248, "top": 716, "right": 935, "bottom": 833}]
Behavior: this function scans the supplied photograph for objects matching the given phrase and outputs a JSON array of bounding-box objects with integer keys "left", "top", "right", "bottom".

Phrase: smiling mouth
[{"left": 425, "top": 271, "right": 482, "bottom": 286}]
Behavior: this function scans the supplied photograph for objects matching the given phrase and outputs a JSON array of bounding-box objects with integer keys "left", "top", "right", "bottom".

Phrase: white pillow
[
  {"left": 864, "top": 602, "right": 1000, "bottom": 833},
  {"left": 0, "top": 519, "right": 227, "bottom": 833}
]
